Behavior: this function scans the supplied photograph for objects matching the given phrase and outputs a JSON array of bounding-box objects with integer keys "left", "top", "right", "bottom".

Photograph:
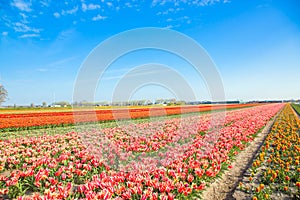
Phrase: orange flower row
[{"left": 0, "top": 104, "right": 258, "bottom": 129}]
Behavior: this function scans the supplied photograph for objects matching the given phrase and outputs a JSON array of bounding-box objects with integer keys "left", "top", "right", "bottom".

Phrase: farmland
[
  {"left": 0, "top": 103, "right": 257, "bottom": 131},
  {"left": 236, "top": 104, "right": 300, "bottom": 199},
  {"left": 2, "top": 0, "right": 299, "bottom": 199},
  {"left": 1, "top": 103, "right": 297, "bottom": 199}
]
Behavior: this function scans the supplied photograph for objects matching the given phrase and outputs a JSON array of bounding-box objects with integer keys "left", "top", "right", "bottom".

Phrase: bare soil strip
[{"left": 201, "top": 115, "right": 278, "bottom": 200}]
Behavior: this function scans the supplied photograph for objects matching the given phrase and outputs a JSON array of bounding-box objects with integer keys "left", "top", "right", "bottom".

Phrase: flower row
[
  {"left": 0, "top": 104, "right": 258, "bottom": 129},
  {"left": 238, "top": 104, "right": 300, "bottom": 199},
  {"left": 0, "top": 104, "right": 283, "bottom": 199}
]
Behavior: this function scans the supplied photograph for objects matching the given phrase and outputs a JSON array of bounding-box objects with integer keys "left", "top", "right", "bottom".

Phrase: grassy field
[{"left": 292, "top": 103, "right": 300, "bottom": 116}]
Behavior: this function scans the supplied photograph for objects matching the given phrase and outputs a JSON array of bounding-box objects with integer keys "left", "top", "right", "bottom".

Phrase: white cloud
[
  {"left": 82, "top": 3, "right": 100, "bottom": 12},
  {"left": 56, "top": 29, "right": 75, "bottom": 40},
  {"left": 197, "top": 0, "right": 221, "bottom": 6},
  {"left": 19, "top": 13, "right": 27, "bottom": 18},
  {"left": 40, "top": 0, "right": 50, "bottom": 7},
  {"left": 68, "top": 6, "right": 79, "bottom": 14},
  {"left": 62, "top": 6, "right": 78, "bottom": 15},
  {"left": 152, "top": 0, "right": 225, "bottom": 8},
  {"left": 53, "top": 12, "right": 60, "bottom": 18},
  {"left": 2, "top": 32, "right": 8, "bottom": 36},
  {"left": 156, "top": 8, "right": 176, "bottom": 16},
  {"left": 151, "top": 0, "right": 162, "bottom": 7},
  {"left": 11, "top": 0, "right": 32, "bottom": 12},
  {"left": 164, "top": 25, "right": 174, "bottom": 29},
  {"left": 106, "top": 2, "right": 113, "bottom": 7},
  {"left": 19, "top": 13, "right": 29, "bottom": 23},
  {"left": 163, "top": 24, "right": 180, "bottom": 29},
  {"left": 36, "top": 68, "right": 48, "bottom": 72},
  {"left": 92, "top": 14, "right": 107, "bottom": 21},
  {"left": 159, "top": 13, "right": 190, "bottom": 27},
  {"left": 125, "top": 2, "right": 132, "bottom": 8},
  {"left": 14, "top": 22, "right": 41, "bottom": 33},
  {"left": 82, "top": 3, "right": 87, "bottom": 12},
  {"left": 88, "top": 3, "right": 101, "bottom": 10},
  {"left": 19, "top": 33, "right": 40, "bottom": 38}
]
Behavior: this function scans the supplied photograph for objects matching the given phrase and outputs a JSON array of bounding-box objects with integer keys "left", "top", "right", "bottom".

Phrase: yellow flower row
[{"left": 242, "top": 104, "right": 300, "bottom": 200}]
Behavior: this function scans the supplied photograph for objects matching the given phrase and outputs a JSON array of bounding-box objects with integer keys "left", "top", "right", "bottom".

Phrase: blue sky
[{"left": 0, "top": 0, "right": 299, "bottom": 105}]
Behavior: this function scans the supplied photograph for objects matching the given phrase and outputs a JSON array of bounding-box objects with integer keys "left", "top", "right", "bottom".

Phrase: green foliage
[{"left": 291, "top": 103, "right": 300, "bottom": 116}]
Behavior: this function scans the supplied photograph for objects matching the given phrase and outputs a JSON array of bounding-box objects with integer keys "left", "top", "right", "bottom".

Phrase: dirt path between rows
[{"left": 200, "top": 114, "right": 279, "bottom": 200}]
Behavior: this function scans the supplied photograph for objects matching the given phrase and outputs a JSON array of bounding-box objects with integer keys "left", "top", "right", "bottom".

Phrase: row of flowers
[
  {"left": 0, "top": 104, "right": 258, "bottom": 129},
  {"left": 0, "top": 104, "right": 283, "bottom": 199},
  {"left": 238, "top": 104, "right": 300, "bottom": 199}
]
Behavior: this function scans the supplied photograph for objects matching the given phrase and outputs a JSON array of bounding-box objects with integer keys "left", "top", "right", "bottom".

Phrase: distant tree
[
  {"left": 0, "top": 84, "right": 8, "bottom": 105},
  {"left": 42, "top": 102, "right": 47, "bottom": 107},
  {"left": 30, "top": 103, "right": 34, "bottom": 108},
  {"left": 72, "top": 101, "right": 79, "bottom": 107},
  {"left": 146, "top": 100, "right": 153, "bottom": 105}
]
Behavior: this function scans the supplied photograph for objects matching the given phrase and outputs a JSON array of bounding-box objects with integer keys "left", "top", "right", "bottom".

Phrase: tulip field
[
  {"left": 0, "top": 104, "right": 256, "bottom": 131},
  {"left": 238, "top": 104, "right": 300, "bottom": 199},
  {"left": 0, "top": 103, "right": 299, "bottom": 199}
]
